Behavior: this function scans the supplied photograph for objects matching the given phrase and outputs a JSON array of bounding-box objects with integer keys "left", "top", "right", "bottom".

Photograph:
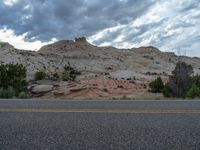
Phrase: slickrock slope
[
  {"left": 1, "top": 37, "right": 200, "bottom": 80},
  {"left": 32, "top": 77, "right": 159, "bottom": 99},
  {"left": 0, "top": 37, "right": 200, "bottom": 99}
]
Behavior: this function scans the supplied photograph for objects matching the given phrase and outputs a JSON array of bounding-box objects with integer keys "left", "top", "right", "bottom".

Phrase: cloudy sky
[{"left": 0, "top": 0, "right": 199, "bottom": 56}]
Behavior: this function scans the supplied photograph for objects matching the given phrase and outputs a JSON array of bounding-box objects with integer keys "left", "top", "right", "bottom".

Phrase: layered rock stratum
[{"left": 0, "top": 37, "right": 200, "bottom": 99}]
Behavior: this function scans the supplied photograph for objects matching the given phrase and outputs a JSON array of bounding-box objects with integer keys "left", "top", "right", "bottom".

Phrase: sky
[{"left": 0, "top": 0, "right": 199, "bottom": 56}]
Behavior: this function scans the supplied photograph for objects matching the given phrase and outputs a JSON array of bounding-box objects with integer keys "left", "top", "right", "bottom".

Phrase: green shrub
[
  {"left": 0, "top": 87, "right": 15, "bottom": 98},
  {"left": 104, "top": 72, "right": 110, "bottom": 76},
  {"left": 48, "top": 73, "right": 60, "bottom": 81},
  {"left": 35, "top": 71, "right": 46, "bottom": 80},
  {"left": 186, "top": 84, "right": 200, "bottom": 99},
  {"left": 149, "top": 77, "right": 164, "bottom": 93},
  {"left": 0, "top": 64, "right": 28, "bottom": 96},
  {"left": 63, "top": 75, "right": 72, "bottom": 81},
  {"left": 192, "top": 75, "right": 200, "bottom": 87},
  {"left": 18, "top": 91, "right": 30, "bottom": 99},
  {"left": 163, "top": 84, "right": 172, "bottom": 97},
  {"left": 52, "top": 73, "right": 59, "bottom": 81},
  {"left": 62, "top": 63, "right": 81, "bottom": 81}
]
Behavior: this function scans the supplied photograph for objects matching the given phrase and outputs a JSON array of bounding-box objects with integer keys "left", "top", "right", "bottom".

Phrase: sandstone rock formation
[
  {"left": 32, "top": 85, "right": 54, "bottom": 94},
  {"left": 31, "top": 77, "right": 152, "bottom": 99},
  {"left": 1, "top": 37, "right": 200, "bottom": 99},
  {"left": 1, "top": 37, "right": 200, "bottom": 82}
]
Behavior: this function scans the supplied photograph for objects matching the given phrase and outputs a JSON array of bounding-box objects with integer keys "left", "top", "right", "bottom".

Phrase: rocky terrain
[{"left": 0, "top": 37, "right": 200, "bottom": 99}]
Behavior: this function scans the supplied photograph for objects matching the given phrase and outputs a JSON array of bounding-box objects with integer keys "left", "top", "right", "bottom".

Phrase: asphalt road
[{"left": 1, "top": 100, "right": 200, "bottom": 150}]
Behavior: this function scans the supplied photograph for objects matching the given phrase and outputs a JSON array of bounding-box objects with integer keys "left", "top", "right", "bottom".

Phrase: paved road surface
[{"left": 1, "top": 99, "right": 200, "bottom": 150}]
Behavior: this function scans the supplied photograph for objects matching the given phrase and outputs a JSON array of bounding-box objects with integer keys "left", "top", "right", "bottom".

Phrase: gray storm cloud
[
  {"left": 0, "top": 0, "right": 200, "bottom": 56},
  {"left": 0, "top": 0, "right": 154, "bottom": 41}
]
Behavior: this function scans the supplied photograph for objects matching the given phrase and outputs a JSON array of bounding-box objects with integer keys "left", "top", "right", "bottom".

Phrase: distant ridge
[{"left": 0, "top": 37, "right": 200, "bottom": 81}]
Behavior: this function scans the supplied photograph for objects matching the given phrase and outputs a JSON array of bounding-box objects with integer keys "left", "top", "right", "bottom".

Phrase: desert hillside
[
  {"left": 1, "top": 37, "right": 200, "bottom": 99},
  {"left": 1, "top": 37, "right": 200, "bottom": 81}
]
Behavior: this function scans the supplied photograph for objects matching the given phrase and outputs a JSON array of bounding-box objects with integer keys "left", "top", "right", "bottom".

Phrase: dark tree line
[{"left": 149, "top": 62, "right": 200, "bottom": 99}]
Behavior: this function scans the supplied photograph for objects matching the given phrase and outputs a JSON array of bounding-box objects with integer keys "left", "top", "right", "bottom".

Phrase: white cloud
[
  {"left": 3, "top": 0, "right": 18, "bottom": 6},
  {"left": 89, "top": 0, "right": 200, "bottom": 56},
  {"left": 0, "top": 0, "right": 199, "bottom": 56},
  {"left": 0, "top": 28, "right": 56, "bottom": 51}
]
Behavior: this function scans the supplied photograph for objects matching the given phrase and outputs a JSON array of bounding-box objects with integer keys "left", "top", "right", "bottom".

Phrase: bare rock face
[
  {"left": 2, "top": 37, "right": 200, "bottom": 99},
  {"left": 0, "top": 42, "right": 15, "bottom": 51},
  {"left": 75, "top": 37, "right": 89, "bottom": 45},
  {"left": 32, "top": 85, "right": 54, "bottom": 94},
  {"left": 39, "top": 37, "right": 92, "bottom": 54},
  {"left": 75, "top": 37, "right": 87, "bottom": 43},
  {"left": 38, "top": 40, "right": 75, "bottom": 54},
  {"left": 1, "top": 37, "right": 200, "bottom": 82},
  {"left": 132, "top": 46, "right": 161, "bottom": 54}
]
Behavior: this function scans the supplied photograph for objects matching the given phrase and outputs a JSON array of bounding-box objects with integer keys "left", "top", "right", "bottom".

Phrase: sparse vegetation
[
  {"left": 148, "top": 62, "right": 196, "bottom": 99},
  {"left": 127, "top": 77, "right": 136, "bottom": 81},
  {"left": 0, "top": 64, "right": 28, "bottom": 98},
  {"left": 146, "top": 72, "right": 158, "bottom": 75},
  {"left": 149, "top": 77, "right": 164, "bottom": 93},
  {"left": 162, "top": 83, "right": 172, "bottom": 98},
  {"left": 143, "top": 55, "right": 154, "bottom": 60},
  {"left": 48, "top": 72, "right": 60, "bottom": 81},
  {"left": 101, "top": 72, "right": 110, "bottom": 76},
  {"left": 184, "top": 75, "right": 200, "bottom": 99},
  {"left": 148, "top": 62, "right": 200, "bottom": 99},
  {"left": 186, "top": 84, "right": 200, "bottom": 99},
  {"left": 192, "top": 75, "right": 200, "bottom": 87},
  {"left": 18, "top": 91, "right": 30, "bottom": 99},
  {"left": 35, "top": 71, "right": 46, "bottom": 80},
  {"left": 62, "top": 63, "right": 81, "bottom": 81},
  {"left": 104, "top": 72, "right": 110, "bottom": 76},
  {"left": 0, "top": 87, "right": 15, "bottom": 98}
]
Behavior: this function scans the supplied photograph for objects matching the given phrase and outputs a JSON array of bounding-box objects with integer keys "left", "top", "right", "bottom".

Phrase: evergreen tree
[{"left": 149, "top": 77, "right": 164, "bottom": 93}]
